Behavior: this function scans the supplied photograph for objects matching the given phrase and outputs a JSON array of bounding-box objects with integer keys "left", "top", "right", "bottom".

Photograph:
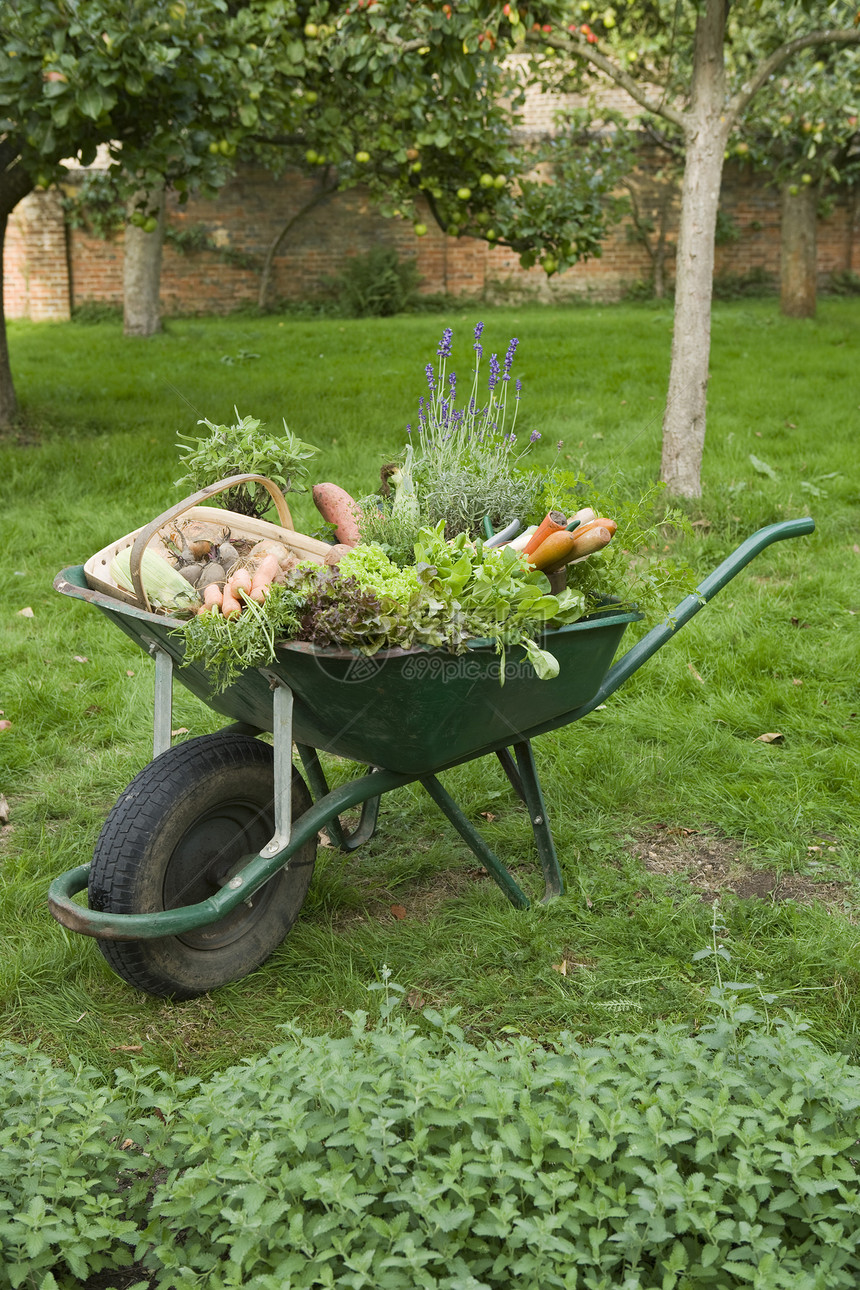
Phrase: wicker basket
[{"left": 83, "top": 474, "right": 333, "bottom": 612}]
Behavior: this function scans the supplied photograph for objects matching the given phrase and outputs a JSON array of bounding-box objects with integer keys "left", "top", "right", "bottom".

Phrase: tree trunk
[
  {"left": 780, "top": 182, "right": 817, "bottom": 318},
  {"left": 660, "top": 0, "right": 730, "bottom": 499},
  {"left": 123, "top": 186, "right": 166, "bottom": 337},
  {"left": 0, "top": 212, "right": 18, "bottom": 428}
]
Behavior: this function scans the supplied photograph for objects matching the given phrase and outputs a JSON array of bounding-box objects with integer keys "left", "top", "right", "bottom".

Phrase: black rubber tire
[{"left": 88, "top": 733, "right": 316, "bottom": 999}]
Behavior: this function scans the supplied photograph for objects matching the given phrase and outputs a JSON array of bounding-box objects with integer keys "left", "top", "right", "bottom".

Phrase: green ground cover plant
[
  {"left": 4, "top": 980, "right": 860, "bottom": 1289},
  {"left": 0, "top": 302, "right": 858, "bottom": 1080}
]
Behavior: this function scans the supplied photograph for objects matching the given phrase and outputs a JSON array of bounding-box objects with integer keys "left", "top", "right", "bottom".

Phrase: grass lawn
[{"left": 1, "top": 299, "right": 858, "bottom": 1077}]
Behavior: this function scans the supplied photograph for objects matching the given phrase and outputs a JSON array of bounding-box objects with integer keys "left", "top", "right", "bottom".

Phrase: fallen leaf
[
  {"left": 73, "top": 655, "right": 88, "bottom": 664},
  {"left": 480, "top": 811, "right": 497, "bottom": 822},
  {"left": 126, "top": 669, "right": 135, "bottom": 677},
  {"left": 854, "top": 545, "right": 860, "bottom": 555},
  {"left": 792, "top": 678, "right": 803, "bottom": 686},
  {"left": 17, "top": 607, "right": 34, "bottom": 618},
  {"left": 552, "top": 960, "right": 569, "bottom": 976},
  {"left": 318, "top": 830, "right": 333, "bottom": 848},
  {"left": 754, "top": 732, "right": 784, "bottom": 743},
  {"left": 110, "top": 1044, "right": 143, "bottom": 1053},
  {"left": 120, "top": 1139, "right": 135, "bottom": 1150},
  {"left": 0, "top": 795, "right": 9, "bottom": 824},
  {"left": 405, "top": 989, "right": 427, "bottom": 1011},
  {"left": 390, "top": 904, "right": 407, "bottom": 920},
  {"left": 0, "top": 720, "right": 11, "bottom": 732},
  {"left": 687, "top": 663, "right": 705, "bottom": 684},
  {"left": 785, "top": 421, "right": 797, "bottom": 429},
  {"left": 585, "top": 896, "right": 593, "bottom": 909},
  {"left": 790, "top": 618, "right": 811, "bottom": 628},
  {"left": 749, "top": 453, "right": 778, "bottom": 480},
  {"left": 171, "top": 727, "right": 189, "bottom": 737}
]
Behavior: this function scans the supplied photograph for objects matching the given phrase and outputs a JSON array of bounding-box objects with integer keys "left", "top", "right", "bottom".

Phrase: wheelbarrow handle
[
  {"left": 591, "top": 516, "right": 816, "bottom": 708},
  {"left": 128, "top": 474, "right": 294, "bottom": 611}
]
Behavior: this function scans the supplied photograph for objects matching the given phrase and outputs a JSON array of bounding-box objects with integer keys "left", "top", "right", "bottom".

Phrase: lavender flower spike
[
  {"left": 425, "top": 363, "right": 436, "bottom": 392},
  {"left": 437, "top": 326, "right": 453, "bottom": 359},
  {"left": 529, "top": 429, "right": 541, "bottom": 443},
  {"left": 488, "top": 353, "right": 501, "bottom": 392},
  {"left": 502, "top": 337, "right": 518, "bottom": 379}
]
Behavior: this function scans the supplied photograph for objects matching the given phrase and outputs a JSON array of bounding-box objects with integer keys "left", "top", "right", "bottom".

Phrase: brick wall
[
  {"left": 4, "top": 155, "right": 858, "bottom": 319},
  {"left": 4, "top": 189, "right": 71, "bottom": 321}
]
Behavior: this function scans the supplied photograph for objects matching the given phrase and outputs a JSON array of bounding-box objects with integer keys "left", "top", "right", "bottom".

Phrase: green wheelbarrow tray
[{"left": 48, "top": 519, "right": 814, "bottom": 988}]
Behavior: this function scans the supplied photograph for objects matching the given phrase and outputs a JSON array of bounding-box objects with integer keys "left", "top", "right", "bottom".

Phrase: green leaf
[{"left": 749, "top": 453, "right": 779, "bottom": 480}]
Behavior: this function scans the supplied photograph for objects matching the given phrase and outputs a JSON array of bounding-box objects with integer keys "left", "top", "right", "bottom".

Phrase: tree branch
[
  {"left": 728, "top": 29, "right": 860, "bottom": 126},
  {"left": 525, "top": 31, "right": 687, "bottom": 131},
  {"left": 257, "top": 170, "right": 339, "bottom": 310}
]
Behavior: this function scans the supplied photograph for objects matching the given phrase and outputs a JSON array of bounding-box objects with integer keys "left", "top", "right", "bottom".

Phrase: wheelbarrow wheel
[{"left": 88, "top": 733, "right": 316, "bottom": 999}]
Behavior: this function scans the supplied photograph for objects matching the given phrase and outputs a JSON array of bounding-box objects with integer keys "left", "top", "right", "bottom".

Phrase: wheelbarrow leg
[
  {"left": 149, "top": 643, "right": 174, "bottom": 757},
  {"left": 509, "top": 740, "right": 564, "bottom": 902},
  {"left": 295, "top": 743, "right": 381, "bottom": 851},
  {"left": 419, "top": 774, "right": 530, "bottom": 909}
]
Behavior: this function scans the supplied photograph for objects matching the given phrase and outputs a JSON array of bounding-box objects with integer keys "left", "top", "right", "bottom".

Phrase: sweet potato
[
  {"left": 324, "top": 543, "right": 355, "bottom": 566},
  {"left": 312, "top": 482, "right": 361, "bottom": 546}
]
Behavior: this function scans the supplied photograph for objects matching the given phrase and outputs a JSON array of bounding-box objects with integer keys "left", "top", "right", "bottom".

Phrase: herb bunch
[
  {"left": 176, "top": 409, "right": 319, "bottom": 518},
  {"left": 175, "top": 583, "right": 304, "bottom": 692},
  {"left": 408, "top": 324, "right": 554, "bottom": 538}
]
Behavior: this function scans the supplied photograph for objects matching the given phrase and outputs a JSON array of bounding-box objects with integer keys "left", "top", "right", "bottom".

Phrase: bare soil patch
[
  {"left": 631, "top": 824, "right": 853, "bottom": 912},
  {"left": 327, "top": 862, "right": 474, "bottom": 932}
]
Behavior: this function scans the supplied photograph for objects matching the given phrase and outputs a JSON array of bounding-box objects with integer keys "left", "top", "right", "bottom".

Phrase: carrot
[
  {"left": 529, "top": 523, "right": 615, "bottom": 573},
  {"left": 312, "top": 482, "right": 361, "bottom": 546},
  {"left": 566, "top": 516, "right": 617, "bottom": 543},
  {"left": 559, "top": 524, "right": 614, "bottom": 567},
  {"left": 248, "top": 554, "right": 280, "bottom": 603},
  {"left": 521, "top": 510, "right": 567, "bottom": 558},
  {"left": 198, "top": 584, "right": 223, "bottom": 615},
  {"left": 220, "top": 586, "right": 242, "bottom": 618},
  {"left": 528, "top": 530, "right": 580, "bottom": 572}
]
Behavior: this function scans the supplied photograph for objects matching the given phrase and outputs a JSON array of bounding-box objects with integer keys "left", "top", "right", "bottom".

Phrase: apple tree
[
  {"left": 0, "top": 0, "right": 254, "bottom": 424},
  {"left": 437, "top": 0, "right": 860, "bottom": 497},
  {"left": 2, "top": 0, "right": 637, "bottom": 424},
  {"left": 729, "top": 43, "right": 860, "bottom": 317}
]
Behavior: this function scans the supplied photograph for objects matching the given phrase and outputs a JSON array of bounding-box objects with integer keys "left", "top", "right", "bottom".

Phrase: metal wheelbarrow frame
[{"left": 48, "top": 517, "right": 814, "bottom": 997}]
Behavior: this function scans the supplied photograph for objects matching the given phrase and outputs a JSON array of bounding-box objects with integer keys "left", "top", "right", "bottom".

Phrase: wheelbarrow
[{"left": 47, "top": 487, "right": 814, "bottom": 998}]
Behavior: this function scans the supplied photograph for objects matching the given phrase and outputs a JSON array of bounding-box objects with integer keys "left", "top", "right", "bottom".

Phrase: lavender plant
[{"left": 408, "top": 323, "right": 552, "bottom": 538}]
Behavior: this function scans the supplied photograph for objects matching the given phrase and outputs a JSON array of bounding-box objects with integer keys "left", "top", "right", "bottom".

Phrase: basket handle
[{"left": 128, "top": 474, "right": 294, "bottom": 611}]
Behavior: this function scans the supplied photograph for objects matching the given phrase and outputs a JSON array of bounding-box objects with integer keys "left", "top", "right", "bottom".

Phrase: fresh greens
[
  {"left": 175, "top": 409, "right": 319, "bottom": 518},
  {"left": 175, "top": 583, "right": 304, "bottom": 691},
  {"left": 173, "top": 529, "right": 588, "bottom": 693},
  {"left": 414, "top": 522, "right": 585, "bottom": 680},
  {"left": 336, "top": 543, "right": 422, "bottom": 609}
]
